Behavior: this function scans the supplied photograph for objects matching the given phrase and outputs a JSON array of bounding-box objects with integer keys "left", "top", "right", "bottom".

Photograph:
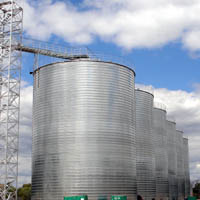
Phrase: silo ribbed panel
[
  {"left": 32, "top": 61, "right": 137, "bottom": 200},
  {"left": 153, "top": 108, "right": 168, "bottom": 200},
  {"left": 176, "top": 130, "right": 184, "bottom": 200},
  {"left": 166, "top": 120, "right": 178, "bottom": 200},
  {"left": 183, "top": 138, "right": 190, "bottom": 197},
  {"left": 135, "top": 90, "right": 156, "bottom": 200}
]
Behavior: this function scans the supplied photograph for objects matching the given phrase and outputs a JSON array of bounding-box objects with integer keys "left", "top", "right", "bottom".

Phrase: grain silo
[
  {"left": 135, "top": 89, "right": 156, "bottom": 200},
  {"left": 152, "top": 105, "right": 168, "bottom": 200},
  {"left": 176, "top": 130, "right": 184, "bottom": 200},
  {"left": 166, "top": 120, "right": 178, "bottom": 200},
  {"left": 31, "top": 60, "right": 137, "bottom": 200},
  {"left": 183, "top": 138, "right": 190, "bottom": 198}
]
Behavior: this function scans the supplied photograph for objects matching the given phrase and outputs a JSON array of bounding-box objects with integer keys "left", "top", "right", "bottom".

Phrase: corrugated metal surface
[
  {"left": 176, "top": 130, "right": 184, "bottom": 200},
  {"left": 166, "top": 120, "right": 178, "bottom": 200},
  {"left": 183, "top": 138, "right": 190, "bottom": 197},
  {"left": 153, "top": 107, "right": 168, "bottom": 200},
  {"left": 32, "top": 60, "right": 137, "bottom": 200},
  {"left": 135, "top": 89, "right": 156, "bottom": 200}
]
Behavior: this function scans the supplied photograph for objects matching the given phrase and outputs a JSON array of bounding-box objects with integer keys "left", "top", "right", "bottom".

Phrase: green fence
[{"left": 111, "top": 196, "right": 127, "bottom": 200}]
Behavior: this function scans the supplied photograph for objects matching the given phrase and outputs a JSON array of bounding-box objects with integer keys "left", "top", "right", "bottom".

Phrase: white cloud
[
  {"left": 197, "top": 164, "right": 200, "bottom": 169},
  {"left": 190, "top": 161, "right": 200, "bottom": 183},
  {"left": 21, "top": 0, "right": 200, "bottom": 52},
  {"left": 18, "top": 83, "right": 32, "bottom": 186},
  {"left": 183, "top": 30, "right": 200, "bottom": 51},
  {"left": 18, "top": 156, "right": 32, "bottom": 186}
]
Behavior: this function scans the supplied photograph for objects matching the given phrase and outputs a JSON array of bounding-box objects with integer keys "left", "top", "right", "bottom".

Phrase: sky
[{"left": 14, "top": 0, "right": 200, "bottom": 185}]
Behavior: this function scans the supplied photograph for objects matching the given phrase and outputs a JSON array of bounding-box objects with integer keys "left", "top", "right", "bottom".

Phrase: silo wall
[
  {"left": 32, "top": 60, "right": 137, "bottom": 200},
  {"left": 166, "top": 120, "right": 178, "bottom": 200},
  {"left": 135, "top": 89, "right": 156, "bottom": 200},
  {"left": 183, "top": 138, "right": 190, "bottom": 197},
  {"left": 176, "top": 130, "right": 184, "bottom": 200},
  {"left": 153, "top": 107, "right": 168, "bottom": 200}
]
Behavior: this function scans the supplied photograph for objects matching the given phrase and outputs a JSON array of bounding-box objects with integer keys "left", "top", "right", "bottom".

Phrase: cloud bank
[
  {"left": 21, "top": 0, "right": 200, "bottom": 52},
  {"left": 18, "top": 82, "right": 32, "bottom": 185}
]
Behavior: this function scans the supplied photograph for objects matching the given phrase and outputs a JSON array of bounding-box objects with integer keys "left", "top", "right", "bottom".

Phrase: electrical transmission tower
[{"left": 0, "top": 0, "right": 23, "bottom": 199}]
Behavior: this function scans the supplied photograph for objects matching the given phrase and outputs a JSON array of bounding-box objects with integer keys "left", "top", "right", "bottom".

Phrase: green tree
[
  {"left": 0, "top": 183, "right": 16, "bottom": 200},
  {"left": 17, "top": 184, "right": 31, "bottom": 200},
  {"left": 193, "top": 183, "right": 200, "bottom": 199}
]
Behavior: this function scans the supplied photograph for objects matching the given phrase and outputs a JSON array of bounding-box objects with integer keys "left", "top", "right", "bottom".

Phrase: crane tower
[{"left": 0, "top": 0, "right": 22, "bottom": 199}]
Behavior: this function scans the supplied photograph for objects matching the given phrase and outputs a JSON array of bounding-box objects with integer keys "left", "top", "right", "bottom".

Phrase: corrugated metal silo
[
  {"left": 135, "top": 89, "right": 156, "bottom": 200},
  {"left": 183, "top": 138, "right": 190, "bottom": 197},
  {"left": 176, "top": 130, "right": 184, "bottom": 200},
  {"left": 152, "top": 106, "right": 168, "bottom": 200},
  {"left": 166, "top": 120, "right": 178, "bottom": 200},
  {"left": 31, "top": 60, "right": 137, "bottom": 200}
]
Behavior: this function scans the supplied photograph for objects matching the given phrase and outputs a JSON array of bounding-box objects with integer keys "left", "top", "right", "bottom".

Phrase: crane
[{"left": 0, "top": 1, "right": 89, "bottom": 200}]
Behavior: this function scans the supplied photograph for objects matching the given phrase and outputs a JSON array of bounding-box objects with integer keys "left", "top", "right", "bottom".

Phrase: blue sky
[
  {"left": 17, "top": 0, "right": 200, "bottom": 184},
  {"left": 87, "top": 41, "right": 200, "bottom": 91}
]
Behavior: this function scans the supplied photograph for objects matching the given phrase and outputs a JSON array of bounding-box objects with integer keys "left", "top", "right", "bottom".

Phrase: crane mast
[{"left": 0, "top": 1, "right": 23, "bottom": 200}]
